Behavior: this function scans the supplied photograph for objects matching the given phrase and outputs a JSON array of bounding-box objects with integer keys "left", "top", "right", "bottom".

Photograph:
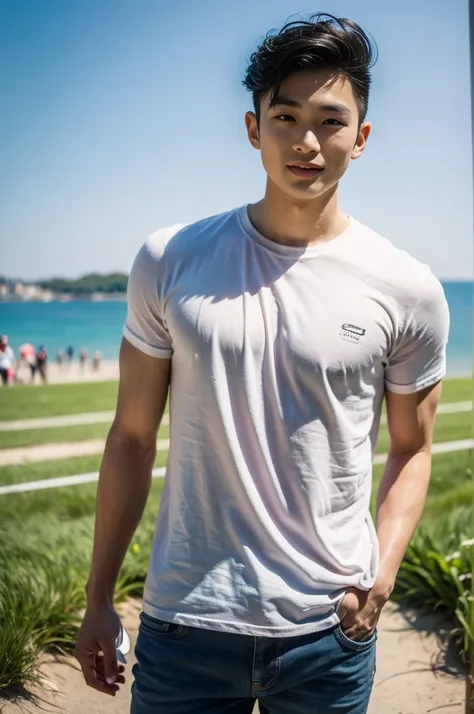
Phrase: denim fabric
[{"left": 131, "top": 612, "right": 377, "bottom": 713}]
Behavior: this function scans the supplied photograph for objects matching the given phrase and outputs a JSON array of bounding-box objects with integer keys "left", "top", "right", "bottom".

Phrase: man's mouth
[{"left": 287, "top": 163, "right": 324, "bottom": 179}]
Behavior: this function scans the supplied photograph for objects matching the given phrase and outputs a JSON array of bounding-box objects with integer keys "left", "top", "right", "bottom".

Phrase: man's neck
[{"left": 248, "top": 180, "right": 349, "bottom": 248}]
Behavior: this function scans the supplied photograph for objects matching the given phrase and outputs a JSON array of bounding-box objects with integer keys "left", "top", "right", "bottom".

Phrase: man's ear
[
  {"left": 351, "top": 122, "right": 371, "bottom": 160},
  {"left": 245, "top": 111, "right": 260, "bottom": 150}
]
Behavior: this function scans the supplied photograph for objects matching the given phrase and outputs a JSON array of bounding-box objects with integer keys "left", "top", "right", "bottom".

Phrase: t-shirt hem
[
  {"left": 123, "top": 326, "right": 172, "bottom": 359},
  {"left": 141, "top": 601, "right": 341, "bottom": 638},
  {"left": 385, "top": 365, "right": 446, "bottom": 395}
]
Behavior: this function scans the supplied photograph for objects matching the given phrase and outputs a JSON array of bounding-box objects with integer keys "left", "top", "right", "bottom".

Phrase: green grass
[
  {"left": 0, "top": 374, "right": 472, "bottom": 689},
  {"left": 0, "top": 380, "right": 119, "bottom": 421},
  {"left": 0, "top": 409, "right": 468, "bottom": 452},
  {"left": 0, "top": 379, "right": 470, "bottom": 452},
  {"left": 0, "top": 451, "right": 168, "bottom": 521},
  {"left": 1, "top": 376, "right": 470, "bottom": 423},
  {"left": 0, "top": 447, "right": 470, "bottom": 530},
  {"left": 0, "top": 422, "right": 170, "bottom": 450},
  {"left": 376, "top": 410, "right": 473, "bottom": 454},
  {"left": 0, "top": 446, "right": 472, "bottom": 689},
  {"left": 441, "top": 377, "right": 473, "bottom": 403},
  {"left": 0, "top": 492, "right": 162, "bottom": 689},
  {"left": 372, "top": 449, "right": 473, "bottom": 525}
]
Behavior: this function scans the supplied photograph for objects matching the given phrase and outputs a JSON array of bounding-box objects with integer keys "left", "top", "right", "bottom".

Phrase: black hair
[{"left": 243, "top": 13, "right": 377, "bottom": 125}]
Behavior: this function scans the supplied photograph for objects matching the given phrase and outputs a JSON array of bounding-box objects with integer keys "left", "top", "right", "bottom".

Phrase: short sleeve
[
  {"left": 384, "top": 270, "right": 450, "bottom": 394},
  {"left": 123, "top": 241, "right": 173, "bottom": 359}
]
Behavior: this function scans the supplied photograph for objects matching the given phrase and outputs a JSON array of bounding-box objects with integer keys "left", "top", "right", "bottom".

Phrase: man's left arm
[
  {"left": 339, "top": 381, "right": 443, "bottom": 641},
  {"left": 339, "top": 269, "right": 449, "bottom": 641},
  {"left": 372, "top": 381, "right": 442, "bottom": 599}
]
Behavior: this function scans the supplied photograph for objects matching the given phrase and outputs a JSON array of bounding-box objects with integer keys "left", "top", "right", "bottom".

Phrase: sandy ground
[
  {"left": 0, "top": 438, "right": 170, "bottom": 467},
  {"left": 15, "top": 360, "right": 120, "bottom": 386},
  {"left": 0, "top": 600, "right": 465, "bottom": 714}
]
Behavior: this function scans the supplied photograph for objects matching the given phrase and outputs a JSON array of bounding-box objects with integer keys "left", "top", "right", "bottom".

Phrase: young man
[
  {"left": 0, "top": 335, "right": 15, "bottom": 386},
  {"left": 75, "top": 14, "right": 449, "bottom": 714}
]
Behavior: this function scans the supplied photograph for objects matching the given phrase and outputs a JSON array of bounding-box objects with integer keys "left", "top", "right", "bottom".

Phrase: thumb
[{"left": 100, "top": 639, "right": 118, "bottom": 685}]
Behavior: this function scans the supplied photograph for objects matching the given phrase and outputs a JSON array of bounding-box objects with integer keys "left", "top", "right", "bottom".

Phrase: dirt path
[
  {"left": 0, "top": 438, "right": 171, "bottom": 467},
  {"left": 0, "top": 600, "right": 465, "bottom": 714},
  {"left": 1, "top": 436, "right": 472, "bottom": 469},
  {"left": 0, "top": 403, "right": 468, "bottom": 432}
]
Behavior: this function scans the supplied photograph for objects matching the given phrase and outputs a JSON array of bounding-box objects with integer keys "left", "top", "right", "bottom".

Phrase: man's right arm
[{"left": 75, "top": 337, "right": 170, "bottom": 696}]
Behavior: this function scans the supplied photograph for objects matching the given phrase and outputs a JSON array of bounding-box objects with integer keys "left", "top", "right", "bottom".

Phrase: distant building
[{"left": 4, "top": 282, "right": 53, "bottom": 302}]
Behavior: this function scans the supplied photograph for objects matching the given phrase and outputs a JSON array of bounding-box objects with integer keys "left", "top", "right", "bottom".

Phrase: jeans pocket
[
  {"left": 140, "top": 611, "right": 188, "bottom": 637},
  {"left": 334, "top": 624, "right": 377, "bottom": 652}
]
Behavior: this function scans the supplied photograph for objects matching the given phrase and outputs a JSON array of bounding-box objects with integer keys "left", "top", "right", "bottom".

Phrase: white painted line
[
  {"left": 0, "top": 439, "right": 472, "bottom": 496},
  {"left": 0, "top": 412, "right": 116, "bottom": 431},
  {"left": 436, "top": 401, "right": 472, "bottom": 415},
  {"left": 0, "top": 412, "right": 170, "bottom": 432},
  {"left": 379, "top": 401, "right": 472, "bottom": 424},
  {"left": 0, "top": 467, "right": 167, "bottom": 495},
  {"left": 372, "top": 439, "right": 474, "bottom": 464}
]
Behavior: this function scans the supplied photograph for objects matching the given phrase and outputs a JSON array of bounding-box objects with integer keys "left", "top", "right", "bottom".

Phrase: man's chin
[
  {"left": 266, "top": 173, "right": 336, "bottom": 201},
  {"left": 283, "top": 182, "right": 329, "bottom": 201}
]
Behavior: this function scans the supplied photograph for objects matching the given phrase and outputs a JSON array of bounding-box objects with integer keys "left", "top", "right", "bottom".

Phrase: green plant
[{"left": 392, "top": 506, "right": 473, "bottom": 661}]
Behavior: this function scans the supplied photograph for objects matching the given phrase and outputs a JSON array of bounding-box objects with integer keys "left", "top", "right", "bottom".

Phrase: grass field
[
  {"left": 0, "top": 377, "right": 472, "bottom": 526},
  {"left": 0, "top": 375, "right": 470, "bottom": 422},
  {"left": 0, "top": 378, "right": 471, "bottom": 451},
  {"left": 0, "top": 380, "right": 120, "bottom": 420},
  {"left": 0, "top": 376, "right": 472, "bottom": 689}
]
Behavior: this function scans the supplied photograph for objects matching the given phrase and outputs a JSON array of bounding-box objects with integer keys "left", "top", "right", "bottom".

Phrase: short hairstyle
[{"left": 243, "top": 13, "right": 377, "bottom": 125}]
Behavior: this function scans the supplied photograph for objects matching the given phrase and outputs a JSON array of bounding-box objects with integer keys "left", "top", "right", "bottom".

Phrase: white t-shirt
[
  {"left": 0, "top": 346, "right": 15, "bottom": 370},
  {"left": 123, "top": 206, "right": 449, "bottom": 637}
]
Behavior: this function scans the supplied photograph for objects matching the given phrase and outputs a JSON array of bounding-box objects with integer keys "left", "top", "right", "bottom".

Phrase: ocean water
[{"left": 0, "top": 282, "right": 472, "bottom": 376}]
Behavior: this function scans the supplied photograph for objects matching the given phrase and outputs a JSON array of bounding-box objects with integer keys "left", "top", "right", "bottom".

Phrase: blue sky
[{"left": 1, "top": 0, "right": 472, "bottom": 280}]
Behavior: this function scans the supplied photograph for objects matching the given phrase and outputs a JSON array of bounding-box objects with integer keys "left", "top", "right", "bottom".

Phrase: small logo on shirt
[{"left": 340, "top": 323, "right": 366, "bottom": 343}]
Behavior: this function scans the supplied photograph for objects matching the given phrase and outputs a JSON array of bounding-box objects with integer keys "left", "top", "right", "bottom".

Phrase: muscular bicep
[
  {"left": 385, "top": 381, "right": 443, "bottom": 455},
  {"left": 112, "top": 337, "right": 170, "bottom": 449}
]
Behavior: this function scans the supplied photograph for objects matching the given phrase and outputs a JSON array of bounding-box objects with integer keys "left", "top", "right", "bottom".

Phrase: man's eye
[
  {"left": 275, "top": 114, "right": 295, "bottom": 122},
  {"left": 323, "top": 118, "right": 344, "bottom": 126}
]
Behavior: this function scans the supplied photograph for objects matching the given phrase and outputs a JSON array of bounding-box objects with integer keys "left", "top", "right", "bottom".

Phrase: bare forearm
[
  {"left": 373, "top": 449, "right": 432, "bottom": 597},
  {"left": 86, "top": 426, "right": 155, "bottom": 607}
]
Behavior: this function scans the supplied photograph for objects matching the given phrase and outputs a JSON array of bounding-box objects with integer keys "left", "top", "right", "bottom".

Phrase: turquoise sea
[{"left": 0, "top": 282, "right": 472, "bottom": 376}]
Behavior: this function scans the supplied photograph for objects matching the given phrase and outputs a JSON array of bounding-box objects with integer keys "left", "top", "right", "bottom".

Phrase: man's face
[{"left": 245, "top": 69, "right": 371, "bottom": 201}]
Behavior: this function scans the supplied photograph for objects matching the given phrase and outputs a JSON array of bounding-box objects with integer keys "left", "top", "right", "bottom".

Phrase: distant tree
[{"left": 38, "top": 273, "right": 129, "bottom": 294}]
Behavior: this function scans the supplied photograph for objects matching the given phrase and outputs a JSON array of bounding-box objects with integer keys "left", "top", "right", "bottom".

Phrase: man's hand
[
  {"left": 74, "top": 605, "right": 126, "bottom": 697},
  {"left": 337, "top": 586, "right": 388, "bottom": 642}
]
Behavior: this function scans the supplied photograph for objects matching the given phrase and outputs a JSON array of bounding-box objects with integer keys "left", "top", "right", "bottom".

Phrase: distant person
[
  {"left": 79, "top": 347, "right": 88, "bottom": 370},
  {"left": 56, "top": 349, "right": 64, "bottom": 369},
  {"left": 0, "top": 335, "right": 15, "bottom": 386},
  {"left": 75, "top": 14, "right": 449, "bottom": 714},
  {"left": 92, "top": 350, "right": 101, "bottom": 372},
  {"left": 19, "top": 343, "right": 36, "bottom": 382},
  {"left": 66, "top": 345, "right": 74, "bottom": 364},
  {"left": 35, "top": 345, "right": 48, "bottom": 384}
]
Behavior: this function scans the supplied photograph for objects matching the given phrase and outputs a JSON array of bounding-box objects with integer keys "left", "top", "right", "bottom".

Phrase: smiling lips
[{"left": 287, "top": 163, "right": 324, "bottom": 179}]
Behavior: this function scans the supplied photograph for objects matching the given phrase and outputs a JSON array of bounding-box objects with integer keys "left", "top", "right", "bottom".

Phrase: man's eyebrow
[
  {"left": 270, "top": 96, "right": 352, "bottom": 117},
  {"left": 321, "top": 103, "right": 352, "bottom": 117},
  {"left": 269, "top": 96, "right": 301, "bottom": 109}
]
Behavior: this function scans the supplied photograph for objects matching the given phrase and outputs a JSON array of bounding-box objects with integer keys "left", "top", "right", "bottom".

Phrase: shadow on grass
[{"left": 0, "top": 683, "right": 62, "bottom": 713}]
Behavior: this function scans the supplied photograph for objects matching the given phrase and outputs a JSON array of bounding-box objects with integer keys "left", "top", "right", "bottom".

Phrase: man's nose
[{"left": 293, "top": 130, "right": 321, "bottom": 154}]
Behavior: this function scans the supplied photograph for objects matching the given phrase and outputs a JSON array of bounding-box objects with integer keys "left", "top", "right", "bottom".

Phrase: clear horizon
[{"left": 1, "top": 0, "right": 472, "bottom": 281}]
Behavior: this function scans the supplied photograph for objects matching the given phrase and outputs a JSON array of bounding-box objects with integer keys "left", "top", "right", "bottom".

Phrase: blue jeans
[{"left": 131, "top": 612, "right": 377, "bottom": 713}]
